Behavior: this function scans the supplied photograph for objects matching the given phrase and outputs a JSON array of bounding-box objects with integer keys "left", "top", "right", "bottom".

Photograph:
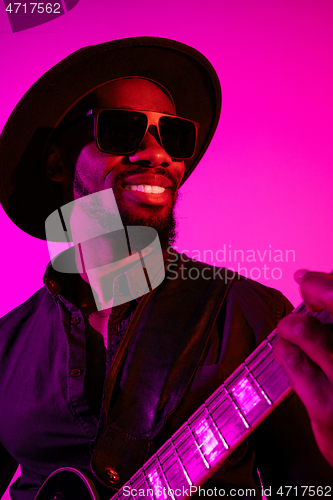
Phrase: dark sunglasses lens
[
  {"left": 97, "top": 110, "right": 147, "bottom": 153},
  {"left": 159, "top": 116, "right": 196, "bottom": 159}
]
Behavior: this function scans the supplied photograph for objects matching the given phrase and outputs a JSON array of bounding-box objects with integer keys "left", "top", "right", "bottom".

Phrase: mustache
[{"left": 112, "top": 167, "right": 179, "bottom": 191}]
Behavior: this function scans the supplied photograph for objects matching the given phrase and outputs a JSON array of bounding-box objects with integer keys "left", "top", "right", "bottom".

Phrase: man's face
[{"left": 58, "top": 78, "right": 185, "bottom": 246}]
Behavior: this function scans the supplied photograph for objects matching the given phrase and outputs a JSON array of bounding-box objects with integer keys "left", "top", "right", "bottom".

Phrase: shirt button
[
  {"left": 45, "top": 279, "right": 60, "bottom": 296},
  {"left": 137, "top": 289, "right": 144, "bottom": 297},
  {"left": 70, "top": 316, "right": 81, "bottom": 325},
  {"left": 70, "top": 368, "right": 82, "bottom": 377},
  {"left": 105, "top": 467, "right": 119, "bottom": 484}
]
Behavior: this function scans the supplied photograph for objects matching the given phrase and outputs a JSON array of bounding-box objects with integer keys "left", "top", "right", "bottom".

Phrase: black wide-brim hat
[{"left": 0, "top": 37, "right": 221, "bottom": 240}]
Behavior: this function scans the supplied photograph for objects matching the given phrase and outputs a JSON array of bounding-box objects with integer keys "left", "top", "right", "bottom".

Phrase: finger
[
  {"left": 294, "top": 270, "right": 333, "bottom": 317},
  {"left": 277, "top": 314, "right": 333, "bottom": 382},
  {"left": 274, "top": 337, "right": 332, "bottom": 421}
]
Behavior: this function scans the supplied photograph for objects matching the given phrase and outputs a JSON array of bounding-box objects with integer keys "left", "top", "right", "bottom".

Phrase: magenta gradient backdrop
[{"left": 0, "top": 1, "right": 333, "bottom": 494}]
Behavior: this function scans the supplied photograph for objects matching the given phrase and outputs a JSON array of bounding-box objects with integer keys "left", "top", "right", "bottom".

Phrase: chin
[{"left": 117, "top": 198, "right": 178, "bottom": 250}]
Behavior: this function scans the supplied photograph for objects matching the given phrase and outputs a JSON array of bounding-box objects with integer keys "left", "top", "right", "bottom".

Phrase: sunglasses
[{"left": 86, "top": 108, "right": 199, "bottom": 160}]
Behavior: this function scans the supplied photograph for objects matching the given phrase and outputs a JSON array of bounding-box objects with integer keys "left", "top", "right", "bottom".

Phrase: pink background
[{"left": 1, "top": 0, "right": 332, "bottom": 496}]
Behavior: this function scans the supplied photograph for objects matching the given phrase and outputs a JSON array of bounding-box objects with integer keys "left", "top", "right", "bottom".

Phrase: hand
[{"left": 275, "top": 270, "right": 333, "bottom": 467}]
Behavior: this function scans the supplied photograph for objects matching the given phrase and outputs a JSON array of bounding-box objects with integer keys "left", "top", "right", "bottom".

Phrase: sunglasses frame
[{"left": 86, "top": 108, "right": 199, "bottom": 160}]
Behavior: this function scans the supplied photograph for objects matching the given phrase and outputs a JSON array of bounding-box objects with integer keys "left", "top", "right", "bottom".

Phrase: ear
[{"left": 45, "top": 145, "right": 68, "bottom": 182}]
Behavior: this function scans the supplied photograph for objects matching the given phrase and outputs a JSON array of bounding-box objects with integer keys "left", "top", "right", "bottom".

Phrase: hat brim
[{"left": 0, "top": 37, "right": 221, "bottom": 240}]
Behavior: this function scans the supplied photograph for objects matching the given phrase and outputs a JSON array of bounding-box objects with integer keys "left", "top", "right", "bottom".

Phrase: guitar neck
[{"left": 112, "top": 301, "right": 313, "bottom": 500}]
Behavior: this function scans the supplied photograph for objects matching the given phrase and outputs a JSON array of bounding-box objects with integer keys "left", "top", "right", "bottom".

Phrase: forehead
[{"left": 92, "top": 78, "right": 176, "bottom": 115}]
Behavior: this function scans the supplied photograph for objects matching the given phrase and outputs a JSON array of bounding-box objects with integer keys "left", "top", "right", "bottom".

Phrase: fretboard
[{"left": 111, "top": 302, "right": 330, "bottom": 500}]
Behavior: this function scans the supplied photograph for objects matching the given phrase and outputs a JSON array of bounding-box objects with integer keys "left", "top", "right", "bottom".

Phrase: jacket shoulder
[
  {"left": 230, "top": 274, "right": 293, "bottom": 316},
  {"left": 0, "top": 287, "right": 54, "bottom": 331},
  {"left": 223, "top": 274, "right": 294, "bottom": 344}
]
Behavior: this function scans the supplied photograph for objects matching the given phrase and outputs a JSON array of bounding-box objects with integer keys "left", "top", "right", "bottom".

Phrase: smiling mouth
[{"left": 124, "top": 184, "right": 167, "bottom": 194}]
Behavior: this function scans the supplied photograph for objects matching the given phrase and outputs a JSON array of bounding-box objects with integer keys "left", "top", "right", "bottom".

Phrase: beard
[
  {"left": 116, "top": 193, "right": 178, "bottom": 250},
  {"left": 73, "top": 168, "right": 179, "bottom": 250}
]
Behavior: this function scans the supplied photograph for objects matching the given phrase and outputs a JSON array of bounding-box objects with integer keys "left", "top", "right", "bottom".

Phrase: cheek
[
  {"left": 74, "top": 154, "right": 100, "bottom": 190},
  {"left": 173, "top": 161, "right": 185, "bottom": 187},
  {"left": 74, "top": 144, "right": 120, "bottom": 188}
]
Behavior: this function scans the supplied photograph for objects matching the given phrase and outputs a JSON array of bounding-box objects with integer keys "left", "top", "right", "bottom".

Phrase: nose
[{"left": 128, "top": 129, "right": 173, "bottom": 168}]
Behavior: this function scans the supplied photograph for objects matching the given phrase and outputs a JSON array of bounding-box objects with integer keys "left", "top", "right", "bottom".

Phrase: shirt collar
[{"left": 43, "top": 245, "right": 172, "bottom": 305}]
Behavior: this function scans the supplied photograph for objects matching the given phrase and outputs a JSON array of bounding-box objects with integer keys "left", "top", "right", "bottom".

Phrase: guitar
[{"left": 34, "top": 302, "right": 332, "bottom": 500}]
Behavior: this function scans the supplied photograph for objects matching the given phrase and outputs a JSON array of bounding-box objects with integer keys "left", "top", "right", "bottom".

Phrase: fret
[
  {"left": 244, "top": 363, "right": 272, "bottom": 406},
  {"left": 248, "top": 345, "right": 290, "bottom": 402},
  {"left": 267, "top": 332, "right": 278, "bottom": 347},
  {"left": 225, "top": 365, "right": 271, "bottom": 426},
  {"left": 204, "top": 403, "right": 230, "bottom": 450},
  {"left": 226, "top": 386, "right": 250, "bottom": 429},
  {"left": 144, "top": 457, "right": 170, "bottom": 500},
  {"left": 156, "top": 452, "right": 175, "bottom": 500},
  {"left": 142, "top": 468, "right": 156, "bottom": 499},
  {"left": 250, "top": 347, "right": 285, "bottom": 380},
  {"left": 119, "top": 487, "right": 135, "bottom": 500},
  {"left": 158, "top": 442, "right": 177, "bottom": 476},
  {"left": 186, "top": 420, "right": 210, "bottom": 470},
  {"left": 187, "top": 407, "right": 229, "bottom": 468},
  {"left": 245, "top": 340, "right": 273, "bottom": 370},
  {"left": 172, "top": 424, "right": 207, "bottom": 484},
  {"left": 206, "top": 385, "right": 227, "bottom": 413},
  {"left": 141, "top": 470, "right": 155, "bottom": 499},
  {"left": 171, "top": 438, "right": 192, "bottom": 486},
  {"left": 158, "top": 439, "right": 191, "bottom": 491},
  {"left": 208, "top": 388, "right": 249, "bottom": 446},
  {"left": 129, "top": 470, "right": 151, "bottom": 499}
]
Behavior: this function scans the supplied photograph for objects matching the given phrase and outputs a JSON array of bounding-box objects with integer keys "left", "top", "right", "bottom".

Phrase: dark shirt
[{"left": 0, "top": 258, "right": 143, "bottom": 500}]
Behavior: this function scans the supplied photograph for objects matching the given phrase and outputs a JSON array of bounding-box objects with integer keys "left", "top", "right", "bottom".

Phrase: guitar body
[{"left": 34, "top": 468, "right": 100, "bottom": 500}]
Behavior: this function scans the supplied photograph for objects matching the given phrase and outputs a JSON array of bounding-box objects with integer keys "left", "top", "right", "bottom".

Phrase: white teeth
[
  {"left": 125, "top": 185, "right": 165, "bottom": 194},
  {"left": 151, "top": 186, "right": 164, "bottom": 194}
]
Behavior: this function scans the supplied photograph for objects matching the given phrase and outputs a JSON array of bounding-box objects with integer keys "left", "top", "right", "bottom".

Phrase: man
[{"left": 0, "top": 37, "right": 332, "bottom": 500}]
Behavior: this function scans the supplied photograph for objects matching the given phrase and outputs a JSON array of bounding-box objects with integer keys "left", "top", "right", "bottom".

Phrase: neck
[{"left": 75, "top": 242, "right": 153, "bottom": 311}]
